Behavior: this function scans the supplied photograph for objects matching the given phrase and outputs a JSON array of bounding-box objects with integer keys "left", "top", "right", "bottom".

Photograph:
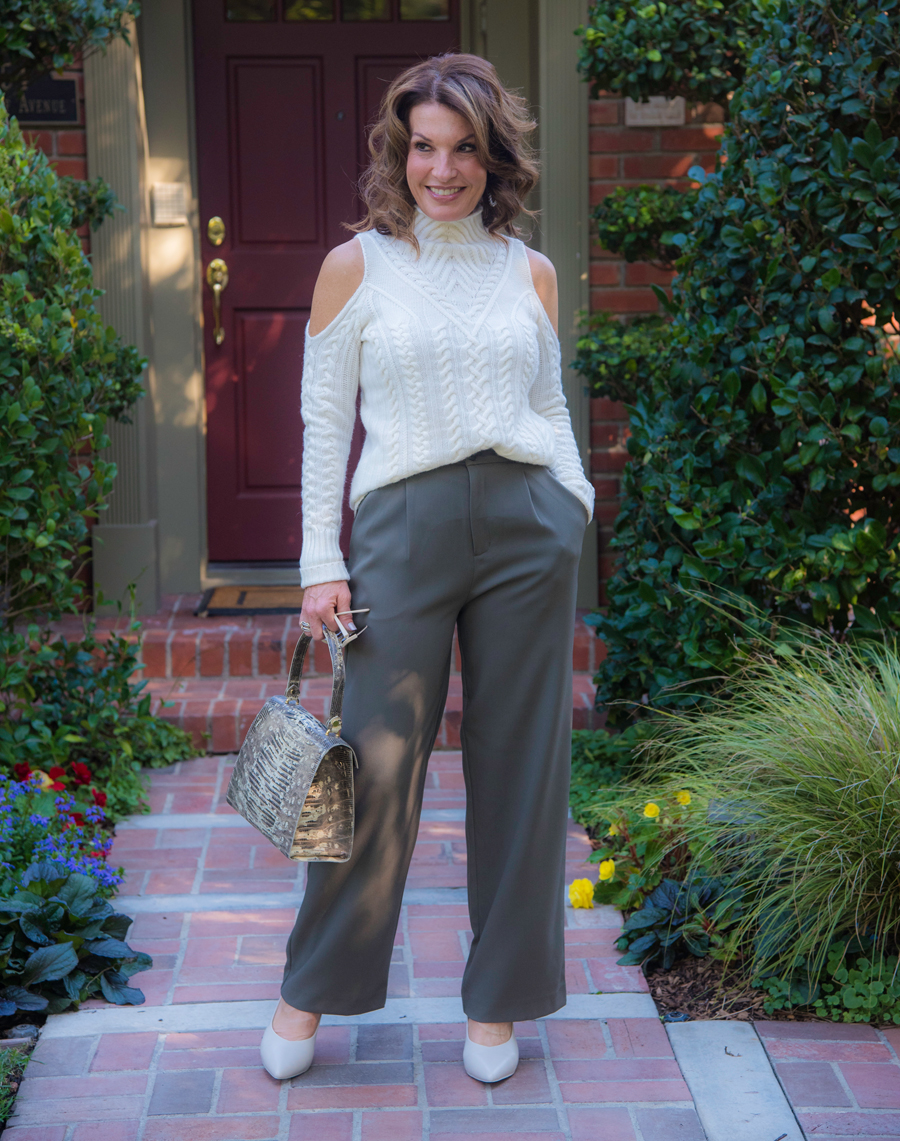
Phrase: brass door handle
[{"left": 206, "top": 258, "right": 229, "bottom": 346}]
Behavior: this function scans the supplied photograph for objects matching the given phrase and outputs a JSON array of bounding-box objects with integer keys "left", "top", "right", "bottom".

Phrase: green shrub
[
  {"left": 591, "top": 184, "right": 697, "bottom": 267},
  {"left": 0, "top": 0, "right": 138, "bottom": 94},
  {"left": 0, "top": 861, "right": 149, "bottom": 1016},
  {"left": 577, "top": 0, "right": 755, "bottom": 105},
  {"left": 616, "top": 874, "right": 743, "bottom": 972},
  {"left": 757, "top": 938, "right": 900, "bottom": 1024},
  {"left": 570, "top": 723, "right": 657, "bottom": 826},
  {"left": 573, "top": 311, "right": 671, "bottom": 406},
  {"left": 0, "top": 615, "right": 195, "bottom": 823},
  {"left": 0, "top": 102, "right": 144, "bottom": 625},
  {"left": 576, "top": 0, "right": 900, "bottom": 717},
  {"left": 649, "top": 632, "right": 900, "bottom": 988},
  {"left": 0, "top": 104, "right": 194, "bottom": 813},
  {"left": 587, "top": 787, "right": 693, "bottom": 911}
]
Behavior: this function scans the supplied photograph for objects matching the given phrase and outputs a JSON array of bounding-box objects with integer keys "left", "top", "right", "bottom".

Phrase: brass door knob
[{"left": 206, "top": 258, "right": 229, "bottom": 346}]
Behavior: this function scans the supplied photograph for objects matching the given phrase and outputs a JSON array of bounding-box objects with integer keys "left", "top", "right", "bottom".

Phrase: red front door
[{"left": 193, "top": 0, "right": 460, "bottom": 563}]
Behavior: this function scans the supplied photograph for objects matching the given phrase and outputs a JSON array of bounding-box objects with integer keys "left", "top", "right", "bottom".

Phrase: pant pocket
[{"left": 523, "top": 468, "right": 586, "bottom": 556}]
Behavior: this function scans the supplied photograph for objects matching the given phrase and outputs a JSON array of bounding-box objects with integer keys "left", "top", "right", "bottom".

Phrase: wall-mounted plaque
[
  {"left": 7, "top": 77, "right": 79, "bottom": 124},
  {"left": 151, "top": 183, "right": 189, "bottom": 227},
  {"left": 624, "top": 96, "right": 686, "bottom": 127}
]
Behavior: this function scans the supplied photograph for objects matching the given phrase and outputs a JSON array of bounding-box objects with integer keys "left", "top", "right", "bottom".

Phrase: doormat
[{"left": 196, "top": 585, "right": 304, "bottom": 617}]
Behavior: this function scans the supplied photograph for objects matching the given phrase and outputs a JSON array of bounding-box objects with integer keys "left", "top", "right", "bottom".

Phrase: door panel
[
  {"left": 232, "top": 62, "right": 324, "bottom": 245},
  {"left": 237, "top": 310, "right": 306, "bottom": 491},
  {"left": 194, "top": 0, "right": 460, "bottom": 563}
]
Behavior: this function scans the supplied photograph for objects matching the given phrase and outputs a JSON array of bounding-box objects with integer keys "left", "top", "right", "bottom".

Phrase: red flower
[
  {"left": 48, "top": 766, "right": 66, "bottom": 779},
  {"left": 91, "top": 788, "right": 107, "bottom": 808},
  {"left": 70, "top": 813, "right": 85, "bottom": 827},
  {"left": 13, "top": 763, "right": 31, "bottom": 781},
  {"left": 51, "top": 781, "right": 65, "bottom": 791},
  {"left": 71, "top": 762, "right": 92, "bottom": 785},
  {"left": 90, "top": 850, "right": 102, "bottom": 858}
]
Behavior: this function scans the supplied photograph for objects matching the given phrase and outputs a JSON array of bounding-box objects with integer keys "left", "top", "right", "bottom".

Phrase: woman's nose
[{"left": 431, "top": 151, "right": 457, "bottom": 180}]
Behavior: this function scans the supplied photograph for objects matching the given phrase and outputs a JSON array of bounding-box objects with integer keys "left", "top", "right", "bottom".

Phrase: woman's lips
[{"left": 426, "top": 186, "right": 464, "bottom": 199}]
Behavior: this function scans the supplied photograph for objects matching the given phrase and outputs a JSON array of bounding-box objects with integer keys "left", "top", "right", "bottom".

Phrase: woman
[{"left": 261, "top": 52, "right": 594, "bottom": 1085}]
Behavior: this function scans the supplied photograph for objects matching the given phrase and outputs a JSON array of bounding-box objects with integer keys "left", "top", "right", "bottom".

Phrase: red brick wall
[{"left": 586, "top": 97, "right": 723, "bottom": 604}]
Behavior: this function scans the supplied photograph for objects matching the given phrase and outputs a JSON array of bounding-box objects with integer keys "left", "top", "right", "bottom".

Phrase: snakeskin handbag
[{"left": 226, "top": 627, "right": 357, "bottom": 862}]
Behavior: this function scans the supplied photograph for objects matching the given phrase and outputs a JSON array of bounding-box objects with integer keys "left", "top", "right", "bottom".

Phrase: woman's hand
[{"left": 300, "top": 581, "right": 353, "bottom": 641}]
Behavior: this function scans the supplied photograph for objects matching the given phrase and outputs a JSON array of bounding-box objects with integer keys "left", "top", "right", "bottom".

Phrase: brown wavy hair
[{"left": 349, "top": 53, "right": 539, "bottom": 247}]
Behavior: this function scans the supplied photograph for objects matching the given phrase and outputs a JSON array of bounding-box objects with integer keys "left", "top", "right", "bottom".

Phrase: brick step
[
  {"left": 149, "top": 672, "right": 602, "bottom": 753},
  {"left": 137, "top": 615, "right": 603, "bottom": 681}
]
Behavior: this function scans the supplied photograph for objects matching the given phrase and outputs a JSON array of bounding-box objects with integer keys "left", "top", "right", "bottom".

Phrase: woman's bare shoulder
[
  {"left": 524, "top": 247, "right": 559, "bottom": 334},
  {"left": 308, "top": 237, "right": 365, "bottom": 336}
]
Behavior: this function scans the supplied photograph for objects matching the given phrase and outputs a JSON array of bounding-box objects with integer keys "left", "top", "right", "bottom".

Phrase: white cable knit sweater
[{"left": 299, "top": 207, "right": 595, "bottom": 587}]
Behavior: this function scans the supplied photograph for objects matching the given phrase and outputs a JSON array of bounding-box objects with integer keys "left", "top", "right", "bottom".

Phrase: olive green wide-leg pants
[{"left": 282, "top": 451, "right": 586, "bottom": 1023}]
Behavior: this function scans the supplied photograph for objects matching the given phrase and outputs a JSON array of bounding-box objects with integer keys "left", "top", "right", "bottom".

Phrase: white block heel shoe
[
  {"left": 463, "top": 1027, "right": 519, "bottom": 1083},
  {"left": 260, "top": 1020, "right": 317, "bottom": 1080}
]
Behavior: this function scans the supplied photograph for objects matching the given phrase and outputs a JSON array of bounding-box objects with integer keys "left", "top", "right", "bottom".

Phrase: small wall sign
[
  {"left": 6, "top": 77, "right": 79, "bottom": 125},
  {"left": 624, "top": 96, "right": 686, "bottom": 127}
]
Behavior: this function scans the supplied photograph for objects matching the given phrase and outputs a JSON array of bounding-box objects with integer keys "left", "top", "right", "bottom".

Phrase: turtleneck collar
[{"left": 412, "top": 207, "right": 492, "bottom": 246}]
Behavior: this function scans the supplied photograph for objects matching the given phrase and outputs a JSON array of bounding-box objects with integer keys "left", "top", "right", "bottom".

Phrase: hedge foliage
[
  {"left": 0, "top": 101, "right": 193, "bottom": 824},
  {"left": 576, "top": 0, "right": 900, "bottom": 716},
  {"left": 0, "top": 103, "right": 144, "bottom": 624},
  {"left": 577, "top": 0, "right": 757, "bottom": 105},
  {"left": 0, "top": 0, "right": 138, "bottom": 94}
]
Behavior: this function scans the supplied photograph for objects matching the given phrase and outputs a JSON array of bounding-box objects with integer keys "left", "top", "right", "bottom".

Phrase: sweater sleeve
[
  {"left": 529, "top": 304, "right": 596, "bottom": 522},
  {"left": 299, "top": 295, "right": 365, "bottom": 588}
]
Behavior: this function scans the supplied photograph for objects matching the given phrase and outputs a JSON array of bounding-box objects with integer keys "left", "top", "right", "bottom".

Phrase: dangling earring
[{"left": 488, "top": 194, "right": 497, "bottom": 208}]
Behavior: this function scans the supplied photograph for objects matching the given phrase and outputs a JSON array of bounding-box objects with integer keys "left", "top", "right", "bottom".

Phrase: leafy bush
[
  {"left": 0, "top": 861, "right": 149, "bottom": 1016},
  {"left": 569, "top": 723, "right": 656, "bottom": 826},
  {"left": 0, "top": 774, "right": 122, "bottom": 895},
  {"left": 0, "top": 615, "right": 195, "bottom": 823},
  {"left": 587, "top": 788, "right": 693, "bottom": 910},
  {"left": 757, "top": 938, "right": 900, "bottom": 1024},
  {"left": 0, "top": 106, "right": 194, "bottom": 816},
  {"left": 0, "top": 102, "right": 144, "bottom": 625},
  {"left": 591, "top": 184, "right": 697, "bottom": 267},
  {"left": 577, "top": 0, "right": 900, "bottom": 718},
  {"left": 616, "top": 874, "right": 743, "bottom": 972},
  {"left": 0, "top": 0, "right": 138, "bottom": 94},
  {"left": 649, "top": 633, "right": 900, "bottom": 989},
  {"left": 577, "top": 0, "right": 755, "bottom": 104},
  {"left": 573, "top": 312, "right": 671, "bottom": 406}
]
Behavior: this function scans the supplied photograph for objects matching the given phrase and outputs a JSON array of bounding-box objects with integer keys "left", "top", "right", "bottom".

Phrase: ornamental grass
[{"left": 648, "top": 634, "right": 900, "bottom": 985}]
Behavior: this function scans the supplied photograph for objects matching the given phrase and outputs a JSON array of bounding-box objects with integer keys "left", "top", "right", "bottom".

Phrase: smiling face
[{"left": 405, "top": 101, "right": 488, "bottom": 222}]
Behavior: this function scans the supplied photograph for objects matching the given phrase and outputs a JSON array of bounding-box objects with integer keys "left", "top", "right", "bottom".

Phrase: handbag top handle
[{"left": 284, "top": 627, "right": 346, "bottom": 735}]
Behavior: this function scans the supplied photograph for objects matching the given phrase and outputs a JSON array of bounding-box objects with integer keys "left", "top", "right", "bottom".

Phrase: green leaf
[
  {"left": 734, "top": 455, "right": 765, "bottom": 486},
  {"left": 21, "top": 942, "right": 78, "bottom": 985},
  {"left": 749, "top": 382, "right": 767, "bottom": 413},
  {"left": 839, "top": 234, "right": 873, "bottom": 250}
]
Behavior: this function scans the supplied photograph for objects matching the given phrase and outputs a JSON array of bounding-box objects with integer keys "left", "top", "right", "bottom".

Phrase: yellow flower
[
  {"left": 643, "top": 802, "right": 661, "bottom": 819},
  {"left": 34, "top": 771, "right": 54, "bottom": 791},
  {"left": 569, "top": 878, "right": 595, "bottom": 909},
  {"left": 607, "top": 822, "right": 620, "bottom": 836},
  {"left": 676, "top": 790, "right": 692, "bottom": 806},
  {"left": 598, "top": 858, "right": 616, "bottom": 882}
]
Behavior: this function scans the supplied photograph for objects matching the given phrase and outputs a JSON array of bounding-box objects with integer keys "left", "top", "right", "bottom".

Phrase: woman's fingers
[{"left": 300, "top": 581, "right": 352, "bottom": 641}]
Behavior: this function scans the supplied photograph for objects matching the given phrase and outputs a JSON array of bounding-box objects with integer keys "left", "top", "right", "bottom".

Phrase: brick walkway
[
  {"left": 757, "top": 1021, "right": 900, "bottom": 1139},
  {"left": 10, "top": 752, "right": 708, "bottom": 1141}
]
